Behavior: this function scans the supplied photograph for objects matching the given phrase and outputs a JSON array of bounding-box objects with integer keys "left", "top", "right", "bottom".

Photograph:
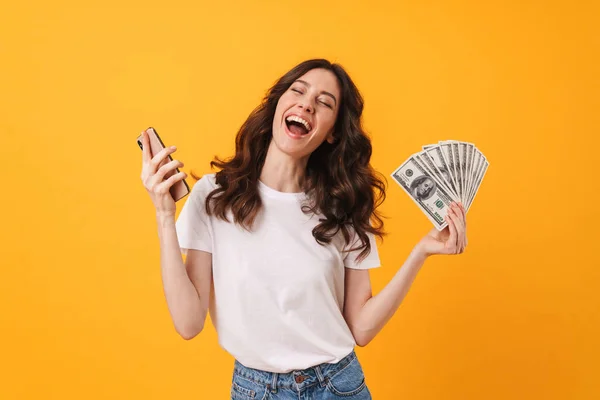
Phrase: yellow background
[{"left": 1, "top": 0, "right": 598, "bottom": 398}]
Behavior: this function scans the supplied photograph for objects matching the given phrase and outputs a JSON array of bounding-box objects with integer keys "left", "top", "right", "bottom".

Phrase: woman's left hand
[{"left": 416, "top": 202, "right": 468, "bottom": 257}]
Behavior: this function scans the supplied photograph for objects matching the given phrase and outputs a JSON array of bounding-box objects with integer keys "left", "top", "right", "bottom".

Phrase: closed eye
[{"left": 291, "top": 86, "right": 332, "bottom": 108}]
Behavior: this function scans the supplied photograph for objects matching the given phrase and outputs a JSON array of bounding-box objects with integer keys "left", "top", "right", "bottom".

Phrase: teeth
[{"left": 286, "top": 115, "right": 312, "bottom": 132}]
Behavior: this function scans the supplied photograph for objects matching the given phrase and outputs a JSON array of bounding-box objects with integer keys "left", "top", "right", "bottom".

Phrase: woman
[{"left": 140, "top": 59, "right": 467, "bottom": 399}]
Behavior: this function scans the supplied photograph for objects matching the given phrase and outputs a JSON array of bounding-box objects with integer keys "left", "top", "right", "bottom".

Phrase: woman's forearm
[
  {"left": 156, "top": 213, "right": 207, "bottom": 339},
  {"left": 354, "top": 246, "right": 428, "bottom": 346}
]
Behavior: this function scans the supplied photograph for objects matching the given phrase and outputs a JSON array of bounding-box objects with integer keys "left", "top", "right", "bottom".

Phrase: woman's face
[{"left": 271, "top": 68, "right": 341, "bottom": 158}]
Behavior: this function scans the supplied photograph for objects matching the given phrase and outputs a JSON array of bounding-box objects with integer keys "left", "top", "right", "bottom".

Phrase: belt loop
[
  {"left": 314, "top": 365, "right": 327, "bottom": 387},
  {"left": 270, "top": 372, "right": 278, "bottom": 393}
]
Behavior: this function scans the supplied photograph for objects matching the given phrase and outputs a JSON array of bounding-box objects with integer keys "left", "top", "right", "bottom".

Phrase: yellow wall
[{"left": 1, "top": 1, "right": 598, "bottom": 398}]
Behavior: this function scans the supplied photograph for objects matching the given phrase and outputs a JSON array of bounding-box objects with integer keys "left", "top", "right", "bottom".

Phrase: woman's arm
[
  {"left": 343, "top": 202, "right": 467, "bottom": 346},
  {"left": 157, "top": 213, "right": 212, "bottom": 340},
  {"left": 343, "top": 248, "right": 427, "bottom": 347}
]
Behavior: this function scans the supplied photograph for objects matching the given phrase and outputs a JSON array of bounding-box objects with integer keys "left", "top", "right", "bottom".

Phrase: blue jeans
[{"left": 231, "top": 350, "right": 372, "bottom": 399}]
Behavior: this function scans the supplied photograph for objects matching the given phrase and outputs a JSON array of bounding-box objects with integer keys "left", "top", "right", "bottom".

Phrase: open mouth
[{"left": 285, "top": 115, "right": 312, "bottom": 136}]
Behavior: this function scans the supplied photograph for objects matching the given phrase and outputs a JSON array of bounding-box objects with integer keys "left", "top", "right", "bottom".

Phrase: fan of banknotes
[{"left": 391, "top": 140, "right": 489, "bottom": 231}]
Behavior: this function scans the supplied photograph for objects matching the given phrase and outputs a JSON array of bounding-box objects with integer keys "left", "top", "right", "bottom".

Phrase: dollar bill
[
  {"left": 465, "top": 143, "right": 475, "bottom": 200},
  {"left": 438, "top": 141, "right": 460, "bottom": 200},
  {"left": 450, "top": 141, "right": 464, "bottom": 204},
  {"left": 394, "top": 141, "right": 489, "bottom": 228},
  {"left": 416, "top": 151, "right": 459, "bottom": 201},
  {"left": 466, "top": 150, "right": 482, "bottom": 209},
  {"left": 422, "top": 145, "right": 460, "bottom": 199},
  {"left": 466, "top": 156, "right": 489, "bottom": 212},
  {"left": 458, "top": 142, "right": 467, "bottom": 204},
  {"left": 391, "top": 155, "right": 454, "bottom": 230}
]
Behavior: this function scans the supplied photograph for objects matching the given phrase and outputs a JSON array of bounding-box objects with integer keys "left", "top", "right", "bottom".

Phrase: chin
[{"left": 271, "top": 128, "right": 311, "bottom": 158}]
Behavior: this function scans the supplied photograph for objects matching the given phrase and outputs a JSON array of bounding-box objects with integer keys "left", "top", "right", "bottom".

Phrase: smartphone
[{"left": 137, "top": 127, "right": 190, "bottom": 202}]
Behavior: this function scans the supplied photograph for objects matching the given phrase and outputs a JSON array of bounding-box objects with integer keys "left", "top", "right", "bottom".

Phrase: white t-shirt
[{"left": 175, "top": 173, "right": 381, "bottom": 373}]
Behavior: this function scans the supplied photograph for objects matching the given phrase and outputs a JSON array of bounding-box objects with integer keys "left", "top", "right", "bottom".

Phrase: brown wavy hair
[{"left": 190, "top": 59, "right": 387, "bottom": 263}]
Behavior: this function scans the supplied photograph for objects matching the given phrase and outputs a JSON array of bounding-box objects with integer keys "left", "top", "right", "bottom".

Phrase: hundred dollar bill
[
  {"left": 391, "top": 155, "right": 454, "bottom": 230},
  {"left": 450, "top": 141, "right": 464, "bottom": 204},
  {"left": 416, "top": 151, "right": 459, "bottom": 202},
  {"left": 468, "top": 147, "right": 484, "bottom": 209},
  {"left": 438, "top": 141, "right": 460, "bottom": 201},
  {"left": 465, "top": 143, "right": 475, "bottom": 200},
  {"left": 422, "top": 145, "right": 459, "bottom": 199},
  {"left": 465, "top": 150, "right": 481, "bottom": 210},
  {"left": 458, "top": 142, "right": 467, "bottom": 204},
  {"left": 466, "top": 156, "right": 489, "bottom": 212}
]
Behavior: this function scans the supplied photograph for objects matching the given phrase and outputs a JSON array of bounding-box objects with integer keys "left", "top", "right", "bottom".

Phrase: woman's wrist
[
  {"left": 156, "top": 212, "right": 176, "bottom": 228},
  {"left": 411, "top": 242, "right": 431, "bottom": 262}
]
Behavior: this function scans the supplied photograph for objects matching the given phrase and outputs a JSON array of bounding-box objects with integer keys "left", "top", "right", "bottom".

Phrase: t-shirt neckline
[{"left": 258, "top": 179, "right": 306, "bottom": 200}]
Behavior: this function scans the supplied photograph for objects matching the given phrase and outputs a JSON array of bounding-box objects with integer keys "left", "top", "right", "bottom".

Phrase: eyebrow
[{"left": 295, "top": 79, "right": 337, "bottom": 106}]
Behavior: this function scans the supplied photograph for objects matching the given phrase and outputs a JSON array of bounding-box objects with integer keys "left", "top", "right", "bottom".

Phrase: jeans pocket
[
  {"left": 231, "top": 374, "right": 268, "bottom": 400},
  {"left": 326, "top": 357, "right": 368, "bottom": 397}
]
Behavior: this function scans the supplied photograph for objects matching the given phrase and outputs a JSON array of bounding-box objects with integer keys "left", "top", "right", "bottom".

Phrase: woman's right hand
[{"left": 140, "top": 129, "right": 188, "bottom": 218}]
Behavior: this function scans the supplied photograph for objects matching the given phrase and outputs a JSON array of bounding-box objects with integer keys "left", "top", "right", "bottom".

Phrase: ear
[{"left": 326, "top": 130, "right": 336, "bottom": 144}]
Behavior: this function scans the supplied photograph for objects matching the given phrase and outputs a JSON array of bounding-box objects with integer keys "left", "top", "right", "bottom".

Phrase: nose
[{"left": 299, "top": 100, "right": 314, "bottom": 114}]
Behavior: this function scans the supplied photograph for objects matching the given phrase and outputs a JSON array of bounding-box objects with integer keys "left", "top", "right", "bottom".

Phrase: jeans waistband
[{"left": 233, "top": 350, "right": 357, "bottom": 391}]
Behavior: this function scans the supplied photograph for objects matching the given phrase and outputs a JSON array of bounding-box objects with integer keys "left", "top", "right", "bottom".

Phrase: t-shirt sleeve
[
  {"left": 343, "top": 230, "right": 381, "bottom": 270},
  {"left": 175, "top": 175, "right": 213, "bottom": 256}
]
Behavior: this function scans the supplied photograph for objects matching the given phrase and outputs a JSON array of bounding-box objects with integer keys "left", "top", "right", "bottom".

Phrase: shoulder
[
  {"left": 191, "top": 173, "right": 218, "bottom": 194},
  {"left": 184, "top": 173, "right": 219, "bottom": 207},
  {"left": 341, "top": 224, "right": 377, "bottom": 250}
]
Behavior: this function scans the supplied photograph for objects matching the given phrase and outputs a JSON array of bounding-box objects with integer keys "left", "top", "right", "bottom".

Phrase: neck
[{"left": 259, "top": 140, "right": 308, "bottom": 193}]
